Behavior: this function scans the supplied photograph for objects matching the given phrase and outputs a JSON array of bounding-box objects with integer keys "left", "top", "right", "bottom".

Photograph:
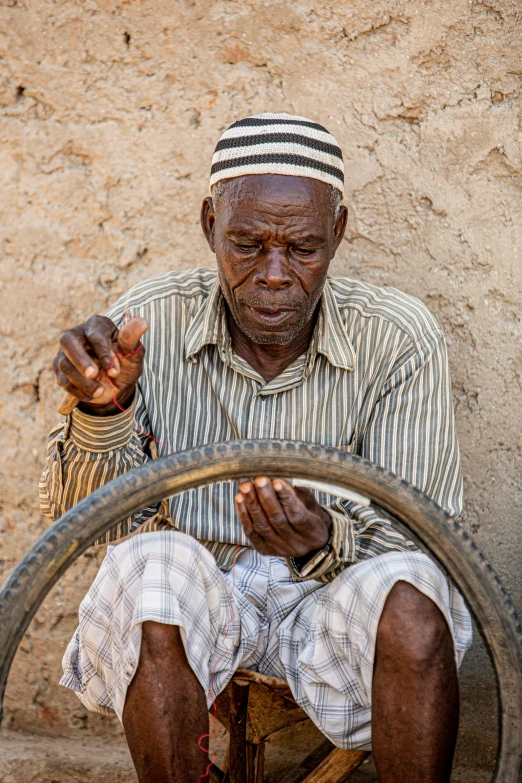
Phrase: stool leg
[
  {"left": 279, "top": 740, "right": 369, "bottom": 783},
  {"left": 253, "top": 741, "right": 265, "bottom": 783},
  {"left": 221, "top": 746, "right": 230, "bottom": 777},
  {"left": 228, "top": 680, "right": 250, "bottom": 783},
  {"left": 299, "top": 748, "right": 370, "bottom": 783}
]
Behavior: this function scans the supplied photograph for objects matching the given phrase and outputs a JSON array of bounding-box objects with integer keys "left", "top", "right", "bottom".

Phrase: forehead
[{"left": 216, "top": 174, "right": 331, "bottom": 223}]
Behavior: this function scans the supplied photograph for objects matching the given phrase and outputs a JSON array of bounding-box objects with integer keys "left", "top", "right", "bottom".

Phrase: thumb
[{"left": 118, "top": 317, "right": 149, "bottom": 356}]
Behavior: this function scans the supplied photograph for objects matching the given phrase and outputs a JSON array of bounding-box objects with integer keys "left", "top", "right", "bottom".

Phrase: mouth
[{"left": 248, "top": 305, "right": 296, "bottom": 326}]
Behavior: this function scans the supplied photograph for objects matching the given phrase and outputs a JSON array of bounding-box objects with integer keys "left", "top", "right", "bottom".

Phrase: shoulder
[
  {"left": 328, "top": 276, "right": 442, "bottom": 344},
  {"left": 107, "top": 268, "right": 217, "bottom": 320}
]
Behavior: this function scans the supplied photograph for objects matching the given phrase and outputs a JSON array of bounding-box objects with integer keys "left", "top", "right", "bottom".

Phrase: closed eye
[
  {"left": 293, "top": 246, "right": 316, "bottom": 256},
  {"left": 234, "top": 242, "right": 259, "bottom": 251}
]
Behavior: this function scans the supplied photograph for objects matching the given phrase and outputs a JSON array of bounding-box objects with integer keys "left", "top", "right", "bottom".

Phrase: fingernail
[
  {"left": 108, "top": 355, "right": 120, "bottom": 376},
  {"left": 239, "top": 483, "right": 250, "bottom": 493},
  {"left": 92, "top": 387, "right": 104, "bottom": 398},
  {"left": 273, "top": 481, "right": 283, "bottom": 492},
  {"left": 85, "top": 366, "right": 98, "bottom": 379},
  {"left": 255, "top": 477, "right": 269, "bottom": 487},
  {"left": 236, "top": 494, "right": 244, "bottom": 504}
]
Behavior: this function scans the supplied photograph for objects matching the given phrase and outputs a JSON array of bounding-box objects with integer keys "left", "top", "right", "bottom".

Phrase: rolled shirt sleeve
[
  {"left": 39, "top": 394, "right": 153, "bottom": 543},
  {"left": 39, "top": 289, "right": 158, "bottom": 543}
]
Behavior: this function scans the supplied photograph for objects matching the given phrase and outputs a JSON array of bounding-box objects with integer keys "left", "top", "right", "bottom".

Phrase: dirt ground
[
  {"left": 0, "top": 709, "right": 495, "bottom": 783},
  {"left": 0, "top": 716, "right": 495, "bottom": 783},
  {"left": 0, "top": 0, "right": 520, "bottom": 776},
  {"left": 0, "top": 734, "right": 492, "bottom": 783},
  {"left": 0, "top": 637, "right": 499, "bottom": 781}
]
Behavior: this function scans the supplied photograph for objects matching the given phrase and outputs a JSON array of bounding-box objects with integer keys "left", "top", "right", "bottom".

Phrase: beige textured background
[{"left": 0, "top": 0, "right": 520, "bottom": 776}]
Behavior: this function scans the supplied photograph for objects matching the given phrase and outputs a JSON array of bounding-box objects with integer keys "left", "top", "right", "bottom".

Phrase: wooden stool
[{"left": 210, "top": 669, "right": 370, "bottom": 783}]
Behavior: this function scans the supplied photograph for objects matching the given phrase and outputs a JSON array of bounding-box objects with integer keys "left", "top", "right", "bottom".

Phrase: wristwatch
[{"left": 289, "top": 530, "right": 334, "bottom": 579}]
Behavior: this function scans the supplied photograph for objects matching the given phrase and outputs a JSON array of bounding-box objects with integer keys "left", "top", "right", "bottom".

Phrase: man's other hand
[
  {"left": 53, "top": 315, "right": 148, "bottom": 414},
  {"left": 235, "top": 477, "right": 332, "bottom": 558}
]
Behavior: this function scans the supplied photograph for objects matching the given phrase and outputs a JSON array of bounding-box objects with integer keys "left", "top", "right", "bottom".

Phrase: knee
[
  {"left": 376, "top": 581, "right": 453, "bottom": 669},
  {"left": 140, "top": 621, "right": 186, "bottom": 665}
]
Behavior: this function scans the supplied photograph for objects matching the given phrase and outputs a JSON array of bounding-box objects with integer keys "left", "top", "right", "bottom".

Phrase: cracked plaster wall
[{"left": 0, "top": 0, "right": 520, "bottom": 740}]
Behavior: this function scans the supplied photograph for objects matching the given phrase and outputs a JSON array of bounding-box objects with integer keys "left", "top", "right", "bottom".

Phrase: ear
[
  {"left": 200, "top": 196, "right": 216, "bottom": 253},
  {"left": 332, "top": 205, "right": 348, "bottom": 253}
]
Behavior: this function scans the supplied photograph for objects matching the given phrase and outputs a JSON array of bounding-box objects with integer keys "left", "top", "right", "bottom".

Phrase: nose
[{"left": 253, "top": 249, "right": 293, "bottom": 290}]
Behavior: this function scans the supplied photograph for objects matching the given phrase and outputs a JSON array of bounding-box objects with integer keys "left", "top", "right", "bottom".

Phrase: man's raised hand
[
  {"left": 235, "top": 477, "right": 332, "bottom": 559},
  {"left": 53, "top": 315, "right": 148, "bottom": 414}
]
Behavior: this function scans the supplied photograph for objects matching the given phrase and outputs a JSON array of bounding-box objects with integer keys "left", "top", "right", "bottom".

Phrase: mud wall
[{"left": 0, "top": 0, "right": 520, "bottom": 738}]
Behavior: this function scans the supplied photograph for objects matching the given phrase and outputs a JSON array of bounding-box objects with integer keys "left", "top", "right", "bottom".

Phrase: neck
[{"left": 226, "top": 305, "right": 318, "bottom": 383}]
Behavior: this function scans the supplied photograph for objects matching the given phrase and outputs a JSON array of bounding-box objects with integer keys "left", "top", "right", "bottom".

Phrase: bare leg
[
  {"left": 122, "top": 621, "right": 209, "bottom": 783},
  {"left": 372, "top": 581, "right": 459, "bottom": 783}
]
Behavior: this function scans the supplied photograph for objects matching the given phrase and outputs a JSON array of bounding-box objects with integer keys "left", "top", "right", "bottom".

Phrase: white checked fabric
[{"left": 61, "top": 531, "right": 472, "bottom": 749}]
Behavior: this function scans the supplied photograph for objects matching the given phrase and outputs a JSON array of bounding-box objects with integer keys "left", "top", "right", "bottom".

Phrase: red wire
[
  {"left": 103, "top": 311, "right": 169, "bottom": 449},
  {"left": 107, "top": 318, "right": 242, "bottom": 779},
  {"left": 106, "top": 350, "right": 169, "bottom": 452}
]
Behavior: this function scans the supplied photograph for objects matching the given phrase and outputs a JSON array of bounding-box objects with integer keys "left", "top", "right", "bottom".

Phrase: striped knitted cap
[{"left": 210, "top": 112, "right": 344, "bottom": 196}]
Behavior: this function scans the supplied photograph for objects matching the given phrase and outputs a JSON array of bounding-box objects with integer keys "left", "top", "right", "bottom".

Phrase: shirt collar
[
  {"left": 185, "top": 277, "right": 228, "bottom": 363},
  {"left": 313, "top": 279, "right": 356, "bottom": 372},
  {"left": 185, "top": 277, "right": 356, "bottom": 373}
]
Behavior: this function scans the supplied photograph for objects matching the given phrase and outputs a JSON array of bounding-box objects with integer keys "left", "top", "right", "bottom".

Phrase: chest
[{"left": 141, "top": 343, "right": 384, "bottom": 455}]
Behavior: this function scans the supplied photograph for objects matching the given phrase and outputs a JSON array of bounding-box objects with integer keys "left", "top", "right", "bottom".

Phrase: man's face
[{"left": 201, "top": 174, "right": 347, "bottom": 345}]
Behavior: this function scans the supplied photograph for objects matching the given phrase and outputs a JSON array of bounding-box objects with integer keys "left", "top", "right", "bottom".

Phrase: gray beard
[
  {"left": 237, "top": 316, "right": 308, "bottom": 346},
  {"left": 219, "top": 274, "right": 325, "bottom": 346}
]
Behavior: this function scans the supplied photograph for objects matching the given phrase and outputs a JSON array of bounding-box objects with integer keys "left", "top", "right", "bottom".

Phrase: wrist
[
  {"left": 290, "top": 531, "right": 334, "bottom": 578},
  {"left": 77, "top": 387, "right": 135, "bottom": 417},
  {"left": 293, "top": 516, "right": 333, "bottom": 570}
]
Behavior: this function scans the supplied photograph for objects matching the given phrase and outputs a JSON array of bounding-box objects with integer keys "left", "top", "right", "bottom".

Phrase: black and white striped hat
[{"left": 210, "top": 112, "right": 344, "bottom": 196}]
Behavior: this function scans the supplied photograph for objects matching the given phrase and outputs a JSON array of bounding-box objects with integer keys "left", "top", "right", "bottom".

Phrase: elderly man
[{"left": 41, "top": 113, "right": 472, "bottom": 783}]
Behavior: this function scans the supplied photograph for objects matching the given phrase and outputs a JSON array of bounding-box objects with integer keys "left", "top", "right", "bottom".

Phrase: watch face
[{"left": 294, "top": 547, "right": 328, "bottom": 577}]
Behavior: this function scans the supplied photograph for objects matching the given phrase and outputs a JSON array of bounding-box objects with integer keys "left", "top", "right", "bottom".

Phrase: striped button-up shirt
[{"left": 40, "top": 268, "right": 463, "bottom": 581}]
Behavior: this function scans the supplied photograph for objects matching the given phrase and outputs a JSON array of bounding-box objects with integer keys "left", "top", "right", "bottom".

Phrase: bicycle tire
[{"left": 0, "top": 440, "right": 520, "bottom": 781}]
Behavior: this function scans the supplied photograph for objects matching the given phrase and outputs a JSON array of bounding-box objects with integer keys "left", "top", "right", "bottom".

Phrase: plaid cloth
[{"left": 61, "top": 531, "right": 472, "bottom": 749}]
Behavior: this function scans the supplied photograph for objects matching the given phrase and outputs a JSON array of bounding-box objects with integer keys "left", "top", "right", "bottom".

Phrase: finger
[
  {"left": 235, "top": 492, "right": 255, "bottom": 537},
  {"left": 238, "top": 482, "right": 268, "bottom": 524},
  {"left": 238, "top": 481, "right": 275, "bottom": 537},
  {"left": 55, "top": 370, "right": 96, "bottom": 402},
  {"left": 253, "top": 477, "right": 292, "bottom": 533},
  {"left": 84, "top": 328, "right": 120, "bottom": 376},
  {"left": 235, "top": 493, "right": 270, "bottom": 553},
  {"left": 54, "top": 353, "right": 104, "bottom": 398},
  {"left": 272, "top": 479, "right": 299, "bottom": 507},
  {"left": 272, "top": 479, "right": 307, "bottom": 527},
  {"left": 59, "top": 329, "right": 100, "bottom": 380},
  {"left": 118, "top": 317, "right": 148, "bottom": 356}
]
